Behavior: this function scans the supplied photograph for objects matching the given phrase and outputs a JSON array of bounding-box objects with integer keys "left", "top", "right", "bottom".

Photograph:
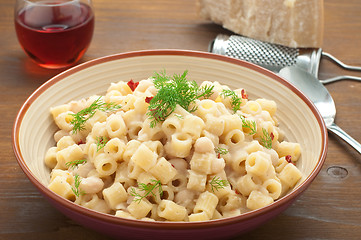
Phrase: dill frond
[
  {"left": 147, "top": 70, "right": 214, "bottom": 128},
  {"left": 96, "top": 136, "right": 109, "bottom": 152},
  {"left": 71, "top": 174, "right": 85, "bottom": 197},
  {"left": 65, "top": 159, "right": 87, "bottom": 170},
  {"left": 214, "top": 147, "right": 229, "bottom": 156},
  {"left": 260, "top": 128, "right": 273, "bottom": 149},
  {"left": 240, "top": 115, "right": 257, "bottom": 135},
  {"left": 220, "top": 89, "right": 242, "bottom": 113},
  {"left": 130, "top": 180, "right": 163, "bottom": 203},
  {"left": 69, "top": 97, "right": 121, "bottom": 133},
  {"left": 209, "top": 176, "right": 229, "bottom": 192}
]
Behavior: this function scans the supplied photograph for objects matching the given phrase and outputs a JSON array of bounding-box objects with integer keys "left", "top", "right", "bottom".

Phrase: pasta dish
[{"left": 44, "top": 70, "right": 302, "bottom": 222}]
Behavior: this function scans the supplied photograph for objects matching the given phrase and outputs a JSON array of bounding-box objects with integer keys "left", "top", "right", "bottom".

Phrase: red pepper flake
[
  {"left": 217, "top": 153, "right": 221, "bottom": 159},
  {"left": 99, "top": 137, "right": 105, "bottom": 144},
  {"left": 127, "top": 79, "right": 139, "bottom": 91},
  {"left": 235, "top": 189, "right": 240, "bottom": 194},
  {"left": 77, "top": 140, "right": 84, "bottom": 145},
  {"left": 285, "top": 155, "right": 295, "bottom": 165},
  {"left": 145, "top": 96, "right": 153, "bottom": 104},
  {"left": 241, "top": 89, "right": 248, "bottom": 99},
  {"left": 171, "top": 164, "right": 175, "bottom": 168},
  {"left": 270, "top": 132, "right": 274, "bottom": 140}
]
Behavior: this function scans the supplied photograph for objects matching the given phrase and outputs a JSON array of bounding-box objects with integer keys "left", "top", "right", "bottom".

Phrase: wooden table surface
[{"left": 1, "top": 0, "right": 360, "bottom": 239}]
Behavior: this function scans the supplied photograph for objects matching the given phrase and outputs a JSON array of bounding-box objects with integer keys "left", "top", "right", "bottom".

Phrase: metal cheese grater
[{"left": 209, "top": 34, "right": 361, "bottom": 84}]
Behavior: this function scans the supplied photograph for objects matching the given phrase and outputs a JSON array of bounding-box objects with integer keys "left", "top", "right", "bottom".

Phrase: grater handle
[
  {"left": 322, "top": 52, "right": 361, "bottom": 72},
  {"left": 319, "top": 52, "right": 361, "bottom": 83}
]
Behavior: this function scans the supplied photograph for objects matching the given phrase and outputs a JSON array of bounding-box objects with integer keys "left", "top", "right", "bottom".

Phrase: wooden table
[{"left": 1, "top": 0, "right": 360, "bottom": 239}]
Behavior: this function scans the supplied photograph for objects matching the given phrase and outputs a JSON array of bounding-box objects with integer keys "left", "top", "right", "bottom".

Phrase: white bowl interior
[{"left": 18, "top": 53, "right": 322, "bottom": 190}]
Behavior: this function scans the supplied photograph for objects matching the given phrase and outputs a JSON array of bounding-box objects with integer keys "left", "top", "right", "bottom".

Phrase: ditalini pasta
[{"left": 45, "top": 71, "right": 303, "bottom": 222}]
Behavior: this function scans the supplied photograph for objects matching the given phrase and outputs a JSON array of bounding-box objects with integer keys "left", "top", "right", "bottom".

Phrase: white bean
[
  {"left": 194, "top": 137, "right": 214, "bottom": 153},
  {"left": 79, "top": 176, "right": 104, "bottom": 194}
]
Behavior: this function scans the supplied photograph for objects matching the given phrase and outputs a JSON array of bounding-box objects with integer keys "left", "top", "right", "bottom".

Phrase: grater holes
[{"left": 225, "top": 35, "right": 299, "bottom": 67}]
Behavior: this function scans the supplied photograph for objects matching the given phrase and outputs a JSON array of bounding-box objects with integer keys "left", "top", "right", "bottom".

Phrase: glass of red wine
[{"left": 14, "top": 0, "right": 94, "bottom": 69}]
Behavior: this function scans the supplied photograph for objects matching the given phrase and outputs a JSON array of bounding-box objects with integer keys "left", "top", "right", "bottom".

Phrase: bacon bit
[
  {"left": 241, "top": 89, "right": 248, "bottom": 99},
  {"left": 145, "top": 96, "right": 154, "bottom": 104},
  {"left": 270, "top": 132, "right": 274, "bottom": 140},
  {"left": 127, "top": 79, "right": 139, "bottom": 91}
]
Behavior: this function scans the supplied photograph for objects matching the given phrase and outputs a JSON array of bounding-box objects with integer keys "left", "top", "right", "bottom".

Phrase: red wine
[{"left": 15, "top": 1, "right": 94, "bottom": 69}]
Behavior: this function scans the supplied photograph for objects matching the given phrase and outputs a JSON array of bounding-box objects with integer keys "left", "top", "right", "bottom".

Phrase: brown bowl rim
[{"left": 12, "top": 49, "right": 328, "bottom": 229}]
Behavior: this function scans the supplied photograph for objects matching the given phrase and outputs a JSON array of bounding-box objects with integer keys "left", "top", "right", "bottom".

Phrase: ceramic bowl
[{"left": 13, "top": 50, "right": 327, "bottom": 240}]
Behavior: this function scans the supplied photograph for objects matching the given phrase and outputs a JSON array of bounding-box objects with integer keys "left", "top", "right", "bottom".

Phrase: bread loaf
[{"left": 197, "top": 0, "right": 324, "bottom": 48}]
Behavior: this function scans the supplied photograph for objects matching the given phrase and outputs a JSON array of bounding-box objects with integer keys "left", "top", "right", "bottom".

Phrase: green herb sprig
[
  {"left": 147, "top": 70, "right": 214, "bottom": 128},
  {"left": 70, "top": 97, "right": 121, "bottom": 133},
  {"left": 260, "top": 128, "right": 273, "bottom": 149},
  {"left": 174, "top": 113, "right": 184, "bottom": 119},
  {"left": 65, "top": 159, "right": 87, "bottom": 170},
  {"left": 220, "top": 89, "right": 242, "bottom": 113},
  {"left": 130, "top": 180, "right": 163, "bottom": 203},
  {"left": 71, "top": 174, "right": 85, "bottom": 197},
  {"left": 214, "top": 147, "right": 229, "bottom": 156},
  {"left": 240, "top": 115, "right": 257, "bottom": 135},
  {"left": 209, "top": 176, "right": 229, "bottom": 192},
  {"left": 96, "top": 136, "right": 109, "bottom": 152}
]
